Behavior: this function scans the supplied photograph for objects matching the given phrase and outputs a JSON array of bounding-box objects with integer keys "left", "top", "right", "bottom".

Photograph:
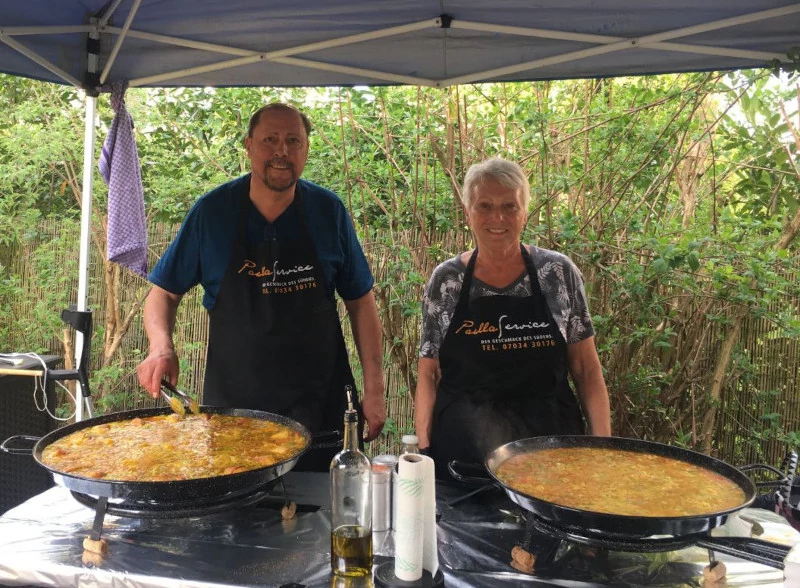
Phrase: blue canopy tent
[{"left": 2, "top": 0, "right": 800, "bottom": 418}]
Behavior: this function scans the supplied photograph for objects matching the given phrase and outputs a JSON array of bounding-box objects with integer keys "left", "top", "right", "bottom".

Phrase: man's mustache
[{"left": 266, "top": 159, "right": 294, "bottom": 170}]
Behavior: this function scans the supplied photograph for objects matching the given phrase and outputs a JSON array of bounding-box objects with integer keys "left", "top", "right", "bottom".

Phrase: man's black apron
[
  {"left": 204, "top": 179, "right": 360, "bottom": 471},
  {"left": 429, "top": 244, "right": 584, "bottom": 479}
]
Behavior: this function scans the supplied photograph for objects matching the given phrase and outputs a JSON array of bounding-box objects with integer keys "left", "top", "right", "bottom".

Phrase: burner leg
[
  {"left": 89, "top": 495, "right": 108, "bottom": 542},
  {"left": 82, "top": 496, "right": 109, "bottom": 564},
  {"left": 521, "top": 510, "right": 535, "bottom": 552},
  {"left": 276, "top": 477, "right": 297, "bottom": 520},
  {"left": 518, "top": 511, "right": 561, "bottom": 569}
]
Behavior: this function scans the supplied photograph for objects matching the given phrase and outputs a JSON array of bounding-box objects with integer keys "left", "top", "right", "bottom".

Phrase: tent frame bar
[
  {"left": 444, "top": 5, "right": 800, "bottom": 85},
  {"left": 99, "top": 0, "right": 141, "bottom": 84},
  {"left": 129, "top": 18, "right": 440, "bottom": 87},
  {"left": 453, "top": 20, "right": 785, "bottom": 59},
  {"left": 0, "top": 25, "right": 90, "bottom": 35},
  {"left": 0, "top": 35, "right": 81, "bottom": 86},
  {"left": 98, "top": 0, "right": 127, "bottom": 28}
]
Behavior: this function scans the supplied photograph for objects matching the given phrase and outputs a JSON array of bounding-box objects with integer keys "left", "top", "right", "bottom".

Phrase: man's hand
[
  {"left": 361, "top": 376, "right": 386, "bottom": 442},
  {"left": 139, "top": 286, "right": 183, "bottom": 399},
  {"left": 137, "top": 349, "right": 179, "bottom": 399}
]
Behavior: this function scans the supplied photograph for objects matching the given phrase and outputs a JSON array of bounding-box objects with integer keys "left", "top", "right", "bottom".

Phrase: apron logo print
[
  {"left": 455, "top": 320, "right": 498, "bottom": 335},
  {"left": 238, "top": 259, "right": 314, "bottom": 281},
  {"left": 238, "top": 259, "right": 318, "bottom": 295},
  {"left": 457, "top": 316, "right": 556, "bottom": 351},
  {"left": 455, "top": 315, "right": 550, "bottom": 338},
  {"left": 497, "top": 314, "right": 549, "bottom": 339}
]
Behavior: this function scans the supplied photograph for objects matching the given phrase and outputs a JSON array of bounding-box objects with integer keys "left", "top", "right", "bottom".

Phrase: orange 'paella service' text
[
  {"left": 41, "top": 414, "right": 307, "bottom": 481},
  {"left": 496, "top": 447, "right": 746, "bottom": 517}
]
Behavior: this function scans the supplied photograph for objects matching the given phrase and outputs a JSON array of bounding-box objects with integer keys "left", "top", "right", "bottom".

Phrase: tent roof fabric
[{"left": 1, "top": 1, "right": 799, "bottom": 89}]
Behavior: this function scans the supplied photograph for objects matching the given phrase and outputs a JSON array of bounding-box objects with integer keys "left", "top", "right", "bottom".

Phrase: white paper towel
[{"left": 394, "top": 453, "right": 438, "bottom": 581}]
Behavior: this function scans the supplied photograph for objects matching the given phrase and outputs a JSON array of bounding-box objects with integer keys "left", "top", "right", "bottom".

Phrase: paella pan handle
[
  {"left": 738, "top": 463, "right": 790, "bottom": 489},
  {"left": 448, "top": 460, "right": 492, "bottom": 485},
  {"left": 696, "top": 536, "right": 791, "bottom": 569},
  {"left": 311, "top": 429, "right": 344, "bottom": 449},
  {"left": 1, "top": 435, "right": 40, "bottom": 455},
  {"left": 446, "top": 460, "right": 500, "bottom": 507}
]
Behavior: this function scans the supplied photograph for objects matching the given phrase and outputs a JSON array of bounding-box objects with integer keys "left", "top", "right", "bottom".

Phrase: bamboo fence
[{"left": 1, "top": 218, "right": 798, "bottom": 464}]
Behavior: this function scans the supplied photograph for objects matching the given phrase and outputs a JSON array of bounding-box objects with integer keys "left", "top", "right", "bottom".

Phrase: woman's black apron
[
  {"left": 204, "top": 180, "right": 360, "bottom": 471},
  {"left": 429, "top": 244, "right": 584, "bottom": 479}
]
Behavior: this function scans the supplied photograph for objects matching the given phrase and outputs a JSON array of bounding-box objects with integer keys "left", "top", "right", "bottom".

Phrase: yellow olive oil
[{"left": 331, "top": 524, "right": 373, "bottom": 577}]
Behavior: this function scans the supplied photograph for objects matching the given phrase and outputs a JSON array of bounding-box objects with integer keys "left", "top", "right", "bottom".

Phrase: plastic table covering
[{"left": 0, "top": 471, "right": 795, "bottom": 587}]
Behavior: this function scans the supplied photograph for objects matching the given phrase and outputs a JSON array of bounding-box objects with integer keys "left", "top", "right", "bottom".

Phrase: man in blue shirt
[{"left": 137, "top": 103, "right": 386, "bottom": 470}]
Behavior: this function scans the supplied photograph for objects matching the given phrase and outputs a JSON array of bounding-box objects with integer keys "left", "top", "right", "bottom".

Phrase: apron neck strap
[{"left": 461, "top": 243, "right": 541, "bottom": 299}]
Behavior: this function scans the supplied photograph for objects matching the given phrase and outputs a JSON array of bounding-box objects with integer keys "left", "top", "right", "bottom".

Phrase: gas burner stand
[{"left": 73, "top": 478, "right": 290, "bottom": 542}]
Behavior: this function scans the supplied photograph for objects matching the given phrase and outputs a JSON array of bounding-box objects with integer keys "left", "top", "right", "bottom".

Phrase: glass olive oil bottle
[{"left": 330, "top": 387, "right": 372, "bottom": 577}]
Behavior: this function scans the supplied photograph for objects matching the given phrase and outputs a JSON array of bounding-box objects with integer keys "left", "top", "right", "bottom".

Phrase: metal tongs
[{"left": 160, "top": 378, "right": 200, "bottom": 416}]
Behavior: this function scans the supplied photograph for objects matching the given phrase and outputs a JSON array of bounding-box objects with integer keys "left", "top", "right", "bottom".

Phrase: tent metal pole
[
  {"left": 0, "top": 35, "right": 81, "bottom": 86},
  {"left": 452, "top": 20, "right": 620, "bottom": 44},
  {"left": 75, "top": 93, "right": 97, "bottom": 422},
  {"left": 270, "top": 56, "right": 437, "bottom": 86},
  {"left": 641, "top": 3, "right": 800, "bottom": 45},
  {"left": 106, "top": 26, "right": 257, "bottom": 56},
  {"left": 442, "top": 41, "right": 635, "bottom": 86},
  {"left": 0, "top": 25, "right": 90, "bottom": 35},
  {"left": 650, "top": 42, "right": 782, "bottom": 61},
  {"left": 100, "top": 0, "right": 142, "bottom": 85},
  {"left": 133, "top": 54, "right": 436, "bottom": 87},
  {"left": 74, "top": 14, "right": 101, "bottom": 422},
  {"left": 98, "top": 0, "right": 127, "bottom": 27}
]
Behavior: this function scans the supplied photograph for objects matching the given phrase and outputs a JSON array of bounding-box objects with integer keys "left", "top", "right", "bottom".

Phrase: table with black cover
[
  {"left": 0, "top": 354, "right": 61, "bottom": 514},
  {"left": 0, "top": 471, "right": 793, "bottom": 587}
]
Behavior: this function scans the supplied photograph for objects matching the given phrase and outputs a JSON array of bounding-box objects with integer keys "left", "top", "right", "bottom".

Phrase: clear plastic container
[{"left": 400, "top": 434, "right": 420, "bottom": 456}]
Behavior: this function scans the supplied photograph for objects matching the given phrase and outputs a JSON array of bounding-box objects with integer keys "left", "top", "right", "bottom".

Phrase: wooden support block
[
  {"left": 511, "top": 545, "right": 535, "bottom": 568},
  {"left": 702, "top": 560, "right": 727, "bottom": 584},
  {"left": 81, "top": 550, "right": 104, "bottom": 567},
  {"left": 82, "top": 536, "right": 108, "bottom": 556},
  {"left": 510, "top": 545, "right": 535, "bottom": 574},
  {"left": 281, "top": 501, "right": 297, "bottom": 520},
  {"left": 510, "top": 559, "right": 535, "bottom": 575}
]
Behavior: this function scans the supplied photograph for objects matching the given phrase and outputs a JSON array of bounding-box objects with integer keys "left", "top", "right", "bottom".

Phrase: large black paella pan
[
  {"left": 3, "top": 406, "right": 316, "bottom": 504},
  {"left": 484, "top": 435, "right": 757, "bottom": 538}
]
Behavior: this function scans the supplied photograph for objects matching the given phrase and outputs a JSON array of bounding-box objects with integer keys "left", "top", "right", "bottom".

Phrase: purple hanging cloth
[{"left": 98, "top": 81, "right": 148, "bottom": 278}]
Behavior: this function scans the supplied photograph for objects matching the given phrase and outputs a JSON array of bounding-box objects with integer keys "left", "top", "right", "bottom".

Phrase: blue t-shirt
[{"left": 149, "top": 175, "right": 374, "bottom": 310}]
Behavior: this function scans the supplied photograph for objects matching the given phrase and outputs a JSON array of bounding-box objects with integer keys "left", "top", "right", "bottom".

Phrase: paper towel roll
[{"left": 394, "top": 453, "right": 438, "bottom": 582}]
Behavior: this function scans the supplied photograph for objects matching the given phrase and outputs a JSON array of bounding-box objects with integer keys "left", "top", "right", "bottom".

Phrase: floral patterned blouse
[{"left": 419, "top": 245, "right": 596, "bottom": 359}]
